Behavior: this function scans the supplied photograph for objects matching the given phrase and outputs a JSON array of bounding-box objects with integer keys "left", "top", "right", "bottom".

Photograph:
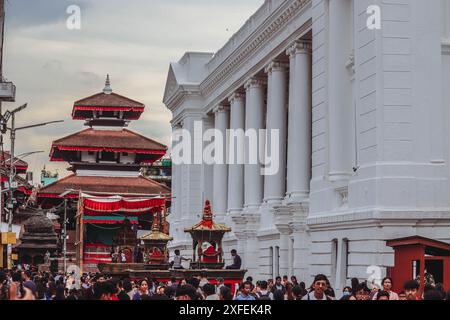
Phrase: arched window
[
  {"left": 331, "top": 239, "right": 338, "bottom": 285},
  {"left": 269, "top": 247, "right": 274, "bottom": 279},
  {"left": 275, "top": 246, "right": 280, "bottom": 278}
]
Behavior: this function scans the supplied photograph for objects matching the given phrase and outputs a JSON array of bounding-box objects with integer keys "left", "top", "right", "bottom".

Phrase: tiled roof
[
  {"left": 0, "top": 151, "right": 29, "bottom": 169},
  {"left": 74, "top": 92, "right": 145, "bottom": 109},
  {"left": 38, "top": 174, "right": 171, "bottom": 197},
  {"left": 51, "top": 128, "right": 167, "bottom": 153}
]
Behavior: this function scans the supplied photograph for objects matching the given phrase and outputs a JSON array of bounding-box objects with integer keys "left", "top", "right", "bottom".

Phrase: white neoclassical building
[{"left": 163, "top": 0, "right": 450, "bottom": 290}]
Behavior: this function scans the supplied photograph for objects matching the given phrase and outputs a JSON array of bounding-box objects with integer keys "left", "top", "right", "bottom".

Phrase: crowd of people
[{"left": 1, "top": 266, "right": 450, "bottom": 301}]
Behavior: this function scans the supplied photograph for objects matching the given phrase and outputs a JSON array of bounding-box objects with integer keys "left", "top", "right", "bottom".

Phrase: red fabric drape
[
  {"left": 83, "top": 197, "right": 164, "bottom": 215},
  {"left": 55, "top": 146, "right": 166, "bottom": 155}
]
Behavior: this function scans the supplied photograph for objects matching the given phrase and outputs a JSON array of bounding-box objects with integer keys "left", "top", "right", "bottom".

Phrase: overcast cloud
[{"left": 2, "top": 0, "right": 263, "bottom": 182}]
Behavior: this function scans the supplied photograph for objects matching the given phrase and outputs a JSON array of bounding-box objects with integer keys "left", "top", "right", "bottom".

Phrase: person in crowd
[
  {"left": 302, "top": 274, "right": 334, "bottom": 300},
  {"left": 203, "top": 283, "right": 219, "bottom": 300},
  {"left": 172, "top": 249, "right": 190, "bottom": 269},
  {"left": 176, "top": 284, "right": 198, "bottom": 300},
  {"left": 133, "top": 279, "right": 150, "bottom": 300},
  {"left": 372, "top": 277, "right": 399, "bottom": 300},
  {"left": 216, "top": 277, "right": 225, "bottom": 295},
  {"left": 285, "top": 282, "right": 295, "bottom": 300},
  {"left": 219, "top": 286, "right": 233, "bottom": 300},
  {"left": 199, "top": 272, "right": 209, "bottom": 288},
  {"left": 290, "top": 276, "right": 299, "bottom": 286},
  {"left": 351, "top": 278, "right": 359, "bottom": 296},
  {"left": 292, "top": 285, "right": 304, "bottom": 300},
  {"left": 267, "top": 279, "right": 274, "bottom": 292},
  {"left": 376, "top": 290, "right": 390, "bottom": 300},
  {"left": 398, "top": 291, "right": 407, "bottom": 300},
  {"left": 354, "top": 283, "right": 371, "bottom": 301},
  {"left": 225, "top": 249, "right": 242, "bottom": 270},
  {"left": 273, "top": 289, "right": 285, "bottom": 301},
  {"left": 282, "top": 275, "right": 289, "bottom": 286},
  {"left": 0, "top": 271, "right": 9, "bottom": 300},
  {"left": 115, "top": 279, "right": 130, "bottom": 300},
  {"left": 434, "top": 283, "right": 446, "bottom": 299},
  {"left": 93, "top": 281, "right": 115, "bottom": 300},
  {"left": 403, "top": 280, "right": 420, "bottom": 301},
  {"left": 325, "top": 279, "right": 335, "bottom": 298},
  {"left": 424, "top": 289, "right": 444, "bottom": 300},
  {"left": 272, "top": 276, "right": 285, "bottom": 294},
  {"left": 255, "top": 280, "right": 273, "bottom": 300},
  {"left": 234, "top": 281, "right": 256, "bottom": 301},
  {"left": 342, "top": 286, "right": 353, "bottom": 299},
  {"left": 340, "top": 295, "right": 356, "bottom": 300},
  {"left": 22, "top": 270, "right": 37, "bottom": 298},
  {"left": 54, "top": 285, "right": 66, "bottom": 300},
  {"left": 168, "top": 277, "right": 178, "bottom": 290}
]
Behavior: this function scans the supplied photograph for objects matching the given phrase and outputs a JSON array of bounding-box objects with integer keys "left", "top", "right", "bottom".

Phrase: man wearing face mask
[{"left": 341, "top": 286, "right": 353, "bottom": 299}]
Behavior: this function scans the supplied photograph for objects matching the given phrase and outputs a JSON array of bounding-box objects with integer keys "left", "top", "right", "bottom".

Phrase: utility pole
[
  {"left": 4, "top": 103, "right": 62, "bottom": 267},
  {"left": 0, "top": 0, "right": 5, "bottom": 228},
  {"left": 63, "top": 199, "right": 68, "bottom": 273}
]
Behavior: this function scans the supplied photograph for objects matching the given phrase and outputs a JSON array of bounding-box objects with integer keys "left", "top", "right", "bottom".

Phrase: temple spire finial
[{"left": 103, "top": 74, "right": 112, "bottom": 94}]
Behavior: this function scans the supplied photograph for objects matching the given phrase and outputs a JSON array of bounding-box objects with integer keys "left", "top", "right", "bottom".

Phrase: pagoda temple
[{"left": 38, "top": 76, "right": 171, "bottom": 271}]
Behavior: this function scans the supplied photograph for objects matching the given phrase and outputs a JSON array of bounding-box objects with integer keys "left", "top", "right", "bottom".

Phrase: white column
[
  {"left": 171, "top": 123, "right": 182, "bottom": 234},
  {"left": 263, "top": 61, "right": 288, "bottom": 204},
  {"left": 244, "top": 78, "right": 266, "bottom": 210},
  {"left": 286, "top": 41, "right": 312, "bottom": 201},
  {"left": 227, "top": 93, "right": 245, "bottom": 215},
  {"left": 328, "top": 0, "right": 353, "bottom": 181},
  {"left": 213, "top": 105, "right": 229, "bottom": 218},
  {"left": 201, "top": 115, "right": 214, "bottom": 204}
]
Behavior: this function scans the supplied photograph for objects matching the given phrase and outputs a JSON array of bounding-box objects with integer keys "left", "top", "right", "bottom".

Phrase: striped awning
[{"left": 83, "top": 215, "right": 139, "bottom": 225}]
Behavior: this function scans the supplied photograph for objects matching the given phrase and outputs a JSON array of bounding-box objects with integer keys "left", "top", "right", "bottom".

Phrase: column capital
[
  {"left": 264, "top": 60, "right": 289, "bottom": 74},
  {"left": 212, "top": 104, "right": 230, "bottom": 114},
  {"left": 171, "top": 120, "right": 183, "bottom": 130},
  {"left": 286, "top": 40, "right": 312, "bottom": 58},
  {"left": 244, "top": 77, "right": 266, "bottom": 91},
  {"left": 228, "top": 92, "right": 246, "bottom": 104}
]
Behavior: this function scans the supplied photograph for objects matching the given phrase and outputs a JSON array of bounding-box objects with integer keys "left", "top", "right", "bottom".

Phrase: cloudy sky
[{"left": 2, "top": 0, "right": 263, "bottom": 182}]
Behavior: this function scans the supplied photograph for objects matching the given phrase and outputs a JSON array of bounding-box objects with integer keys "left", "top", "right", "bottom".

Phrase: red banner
[{"left": 82, "top": 196, "right": 165, "bottom": 216}]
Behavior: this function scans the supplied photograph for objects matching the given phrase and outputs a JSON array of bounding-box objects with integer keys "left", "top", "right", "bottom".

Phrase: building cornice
[
  {"left": 199, "top": 0, "right": 311, "bottom": 98},
  {"left": 307, "top": 209, "right": 450, "bottom": 231}
]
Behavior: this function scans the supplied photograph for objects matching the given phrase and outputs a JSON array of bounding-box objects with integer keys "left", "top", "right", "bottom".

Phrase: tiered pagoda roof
[
  {"left": 38, "top": 75, "right": 171, "bottom": 202},
  {"left": 38, "top": 174, "right": 170, "bottom": 199},
  {"left": 72, "top": 75, "right": 145, "bottom": 127},
  {"left": 50, "top": 128, "right": 167, "bottom": 163}
]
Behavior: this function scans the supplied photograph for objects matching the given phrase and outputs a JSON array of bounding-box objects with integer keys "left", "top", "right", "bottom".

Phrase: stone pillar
[
  {"left": 273, "top": 205, "right": 292, "bottom": 277},
  {"left": 286, "top": 41, "right": 312, "bottom": 201},
  {"left": 201, "top": 115, "right": 214, "bottom": 204},
  {"left": 213, "top": 105, "right": 230, "bottom": 219},
  {"left": 328, "top": 0, "right": 353, "bottom": 181},
  {"left": 170, "top": 122, "right": 183, "bottom": 243},
  {"left": 244, "top": 78, "right": 266, "bottom": 210},
  {"left": 227, "top": 93, "right": 245, "bottom": 215},
  {"left": 289, "top": 203, "right": 309, "bottom": 281},
  {"left": 263, "top": 61, "right": 288, "bottom": 204}
]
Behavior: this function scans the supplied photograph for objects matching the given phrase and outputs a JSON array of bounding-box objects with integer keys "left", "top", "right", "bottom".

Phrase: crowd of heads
[{"left": 1, "top": 267, "right": 450, "bottom": 301}]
